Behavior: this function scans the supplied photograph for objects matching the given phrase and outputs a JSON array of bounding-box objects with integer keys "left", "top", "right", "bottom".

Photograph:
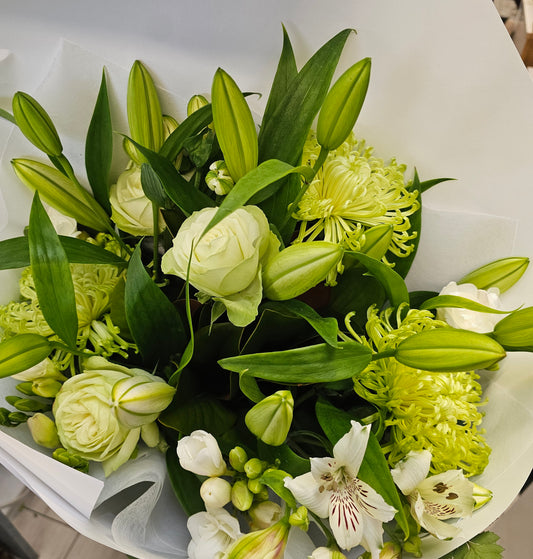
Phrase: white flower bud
[
  {"left": 200, "top": 477, "right": 232, "bottom": 509},
  {"left": 177, "top": 430, "right": 227, "bottom": 477}
]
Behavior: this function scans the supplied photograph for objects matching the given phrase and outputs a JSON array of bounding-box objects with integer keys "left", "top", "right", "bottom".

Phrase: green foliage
[{"left": 441, "top": 532, "right": 504, "bottom": 559}]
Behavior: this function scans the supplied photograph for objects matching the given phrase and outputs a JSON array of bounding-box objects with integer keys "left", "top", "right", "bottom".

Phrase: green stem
[
  {"left": 0, "top": 107, "right": 15, "bottom": 124},
  {"left": 371, "top": 349, "right": 397, "bottom": 361},
  {"left": 152, "top": 203, "right": 161, "bottom": 282}
]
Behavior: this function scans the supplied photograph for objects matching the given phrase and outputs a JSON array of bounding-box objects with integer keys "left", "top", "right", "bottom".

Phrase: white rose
[
  {"left": 177, "top": 430, "right": 227, "bottom": 476},
  {"left": 436, "top": 281, "right": 504, "bottom": 333},
  {"left": 161, "top": 205, "right": 279, "bottom": 326},
  {"left": 110, "top": 164, "right": 165, "bottom": 235},
  {"left": 187, "top": 508, "right": 241, "bottom": 559}
]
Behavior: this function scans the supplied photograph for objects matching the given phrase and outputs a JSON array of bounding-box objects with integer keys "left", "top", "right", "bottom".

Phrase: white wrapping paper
[{"left": 1, "top": 1, "right": 533, "bottom": 557}]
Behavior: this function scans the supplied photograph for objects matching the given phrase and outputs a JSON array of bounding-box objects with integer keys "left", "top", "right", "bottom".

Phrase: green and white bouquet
[{"left": 0, "top": 26, "right": 531, "bottom": 559}]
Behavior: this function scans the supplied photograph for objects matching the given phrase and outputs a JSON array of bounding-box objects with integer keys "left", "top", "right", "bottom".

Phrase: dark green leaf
[
  {"left": 0, "top": 334, "right": 52, "bottom": 378},
  {"left": 85, "top": 69, "right": 112, "bottom": 213},
  {"left": 165, "top": 447, "right": 205, "bottom": 516},
  {"left": 315, "top": 399, "right": 410, "bottom": 538},
  {"left": 124, "top": 245, "right": 187, "bottom": 365},
  {"left": 257, "top": 440, "right": 310, "bottom": 477},
  {"left": 261, "top": 300, "right": 339, "bottom": 347},
  {"left": 28, "top": 192, "right": 78, "bottom": 348},
  {"left": 182, "top": 128, "right": 215, "bottom": 168},
  {"left": 219, "top": 341, "right": 371, "bottom": 383},
  {"left": 0, "top": 236, "right": 126, "bottom": 270},
  {"left": 140, "top": 163, "right": 171, "bottom": 208},
  {"left": 419, "top": 176, "right": 455, "bottom": 194},
  {"left": 441, "top": 531, "right": 503, "bottom": 559},
  {"left": 126, "top": 137, "right": 215, "bottom": 216}
]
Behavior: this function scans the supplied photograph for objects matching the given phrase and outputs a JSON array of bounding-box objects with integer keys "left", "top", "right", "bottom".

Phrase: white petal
[
  {"left": 390, "top": 450, "right": 431, "bottom": 495},
  {"left": 417, "top": 470, "right": 474, "bottom": 517},
  {"left": 332, "top": 421, "right": 370, "bottom": 477},
  {"left": 352, "top": 479, "right": 397, "bottom": 522},
  {"left": 419, "top": 510, "right": 460, "bottom": 539},
  {"left": 328, "top": 488, "right": 363, "bottom": 551},
  {"left": 310, "top": 456, "right": 339, "bottom": 481},
  {"left": 359, "top": 516, "right": 386, "bottom": 559},
  {"left": 284, "top": 473, "right": 330, "bottom": 518}
]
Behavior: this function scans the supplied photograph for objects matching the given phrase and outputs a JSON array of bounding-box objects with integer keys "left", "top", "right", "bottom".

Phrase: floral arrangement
[{"left": 0, "top": 27, "right": 531, "bottom": 558}]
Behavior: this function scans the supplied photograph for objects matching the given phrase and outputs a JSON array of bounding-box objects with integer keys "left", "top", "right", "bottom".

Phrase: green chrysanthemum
[
  {"left": 293, "top": 133, "right": 419, "bottom": 282},
  {"left": 349, "top": 305, "right": 490, "bottom": 476},
  {"left": 0, "top": 263, "right": 135, "bottom": 371}
]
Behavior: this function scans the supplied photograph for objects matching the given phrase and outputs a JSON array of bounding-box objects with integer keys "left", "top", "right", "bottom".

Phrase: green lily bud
[
  {"left": 317, "top": 58, "right": 371, "bottom": 151},
  {"left": 231, "top": 479, "right": 254, "bottom": 511},
  {"left": 32, "top": 378, "right": 62, "bottom": 399},
  {"left": 360, "top": 224, "right": 394, "bottom": 261},
  {"left": 263, "top": 241, "right": 344, "bottom": 301},
  {"left": 12, "top": 91, "right": 63, "bottom": 156},
  {"left": 247, "top": 478, "right": 265, "bottom": 494},
  {"left": 8, "top": 412, "right": 29, "bottom": 425},
  {"left": 229, "top": 446, "right": 248, "bottom": 472},
  {"left": 27, "top": 413, "right": 59, "bottom": 449},
  {"left": 205, "top": 160, "right": 234, "bottom": 195},
  {"left": 472, "top": 482, "right": 492, "bottom": 510},
  {"left": 11, "top": 158, "right": 111, "bottom": 232},
  {"left": 244, "top": 458, "right": 268, "bottom": 480},
  {"left": 163, "top": 114, "right": 179, "bottom": 138},
  {"left": 459, "top": 257, "right": 529, "bottom": 293},
  {"left": 289, "top": 506, "right": 309, "bottom": 531},
  {"left": 200, "top": 477, "right": 232, "bottom": 509},
  {"left": 394, "top": 328, "right": 506, "bottom": 372},
  {"left": 225, "top": 519, "right": 289, "bottom": 559},
  {"left": 5, "top": 395, "right": 52, "bottom": 413},
  {"left": 16, "top": 382, "right": 35, "bottom": 396},
  {"left": 492, "top": 307, "right": 533, "bottom": 351},
  {"left": 245, "top": 390, "right": 294, "bottom": 446},
  {"left": 52, "top": 448, "right": 89, "bottom": 473},
  {"left": 0, "top": 334, "right": 52, "bottom": 379},
  {"left": 212, "top": 68, "right": 258, "bottom": 181},
  {"left": 187, "top": 94, "right": 209, "bottom": 116},
  {"left": 111, "top": 376, "right": 176, "bottom": 428}
]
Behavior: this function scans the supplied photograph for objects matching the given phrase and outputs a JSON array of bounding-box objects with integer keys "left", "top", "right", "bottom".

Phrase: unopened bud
[
  {"left": 249, "top": 501, "right": 283, "bottom": 530},
  {"left": 244, "top": 458, "right": 267, "bottom": 480},
  {"left": 187, "top": 95, "right": 209, "bottom": 116},
  {"left": 263, "top": 241, "right": 344, "bottom": 301},
  {"left": 245, "top": 390, "right": 294, "bottom": 446},
  {"left": 247, "top": 478, "right": 265, "bottom": 494},
  {"left": 492, "top": 307, "right": 533, "bottom": 351},
  {"left": 459, "top": 257, "right": 529, "bottom": 293},
  {"left": 289, "top": 506, "right": 309, "bottom": 531},
  {"left": 229, "top": 446, "right": 248, "bottom": 472},
  {"left": 27, "top": 413, "right": 59, "bottom": 449},
  {"left": 360, "top": 224, "right": 394, "bottom": 261},
  {"left": 6, "top": 395, "right": 51, "bottom": 413},
  {"left": 16, "top": 382, "right": 34, "bottom": 396},
  {"left": 53, "top": 448, "right": 89, "bottom": 473},
  {"left": 32, "top": 378, "right": 62, "bottom": 398},
  {"left": 231, "top": 479, "right": 254, "bottom": 511},
  {"left": 200, "top": 477, "right": 232, "bottom": 509},
  {"left": 205, "top": 160, "right": 234, "bottom": 195},
  {"left": 309, "top": 547, "right": 347, "bottom": 559},
  {"left": 8, "top": 412, "right": 29, "bottom": 424},
  {"left": 472, "top": 482, "right": 492, "bottom": 510},
  {"left": 140, "top": 422, "right": 161, "bottom": 448}
]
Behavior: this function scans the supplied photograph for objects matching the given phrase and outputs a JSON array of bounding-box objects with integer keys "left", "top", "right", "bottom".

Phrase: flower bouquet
[{"left": 0, "top": 11, "right": 533, "bottom": 559}]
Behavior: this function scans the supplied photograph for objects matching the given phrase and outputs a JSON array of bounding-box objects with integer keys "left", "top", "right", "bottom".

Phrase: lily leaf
[
  {"left": 28, "top": 192, "right": 78, "bottom": 348},
  {"left": 124, "top": 245, "right": 187, "bottom": 366},
  {"left": 165, "top": 447, "right": 204, "bottom": 516},
  {"left": 212, "top": 68, "right": 258, "bottom": 181},
  {"left": 85, "top": 69, "right": 112, "bottom": 213},
  {"left": 219, "top": 341, "right": 371, "bottom": 384},
  {"left": 315, "top": 399, "right": 410, "bottom": 538},
  {"left": 420, "top": 294, "right": 510, "bottom": 314}
]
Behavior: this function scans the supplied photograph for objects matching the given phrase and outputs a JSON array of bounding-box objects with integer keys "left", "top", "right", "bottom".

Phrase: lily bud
[
  {"left": 244, "top": 458, "right": 267, "bottom": 480},
  {"left": 360, "top": 224, "right": 394, "bottom": 261},
  {"left": 231, "top": 479, "right": 254, "bottom": 511},
  {"left": 492, "top": 307, "right": 533, "bottom": 351},
  {"left": 205, "top": 160, "right": 234, "bottom": 195},
  {"left": 394, "top": 328, "right": 506, "bottom": 372},
  {"left": 289, "top": 506, "right": 309, "bottom": 531},
  {"left": 459, "top": 257, "right": 529, "bottom": 293},
  {"left": 187, "top": 94, "right": 209, "bottom": 116},
  {"left": 200, "top": 477, "right": 232, "bottom": 509},
  {"left": 111, "top": 375, "right": 176, "bottom": 428},
  {"left": 245, "top": 390, "right": 294, "bottom": 446},
  {"left": 12, "top": 91, "right": 62, "bottom": 156},
  {"left": 225, "top": 519, "right": 289, "bottom": 559},
  {"left": 263, "top": 241, "right": 344, "bottom": 301},
  {"left": 32, "top": 378, "right": 62, "bottom": 398},
  {"left": 229, "top": 446, "right": 248, "bottom": 472},
  {"left": 317, "top": 57, "right": 371, "bottom": 151},
  {"left": 163, "top": 114, "right": 179, "bottom": 138},
  {"left": 27, "top": 413, "right": 59, "bottom": 449},
  {"left": 249, "top": 501, "right": 283, "bottom": 530},
  {"left": 0, "top": 334, "right": 52, "bottom": 380}
]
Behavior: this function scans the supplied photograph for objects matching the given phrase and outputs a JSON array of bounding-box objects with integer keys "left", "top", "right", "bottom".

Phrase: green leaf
[
  {"left": 159, "top": 396, "right": 236, "bottom": 436},
  {"left": 239, "top": 374, "right": 265, "bottom": 403},
  {"left": 346, "top": 251, "right": 409, "bottom": 308},
  {"left": 165, "top": 447, "right": 205, "bottom": 516},
  {"left": 0, "top": 236, "right": 126, "bottom": 270},
  {"left": 140, "top": 163, "right": 171, "bottom": 208},
  {"left": 200, "top": 159, "right": 313, "bottom": 237},
  {"left": 260, "top": 469, "right": 297, "bottom": 508},
  {"left": 219, "top": 341, "right": 372, "bottom": 383},
  {"left": 257, "top": 440, "right": 310, "bottom": 477},
  {"left": 124, "top": 244, "right": 187, "bottom": 365},
  {"left": 212, "top": 68, "right": 258, "bottom": 181},
  {"left": 261, "top": 300, "right": 339, "bottom": 347},
  {"left": 159, "top": 104, "right": 213, "bottom": 161},
  {"left": 0, "top": 334, "right": 52, "bottom": 378},
  {"left": 125, "top": 138, "right": 215, "bottom": 216},
  {"left": 315, "top": 399, "right": 410, "bottom": 538},
  {"left": 419, "top": 176, "right": 456, "bottom": 194},
  {"left": 441, "top": 531, "right": 503, "bottom": 559},
  {"left": 28, "top": 192, "right": 78, "bottom": 348},
  {"left": 85, "top": 69, "right": 112, "bottom": 213},
  {"left": 420, "top": 295, "right": 510, "bottom": 314}
]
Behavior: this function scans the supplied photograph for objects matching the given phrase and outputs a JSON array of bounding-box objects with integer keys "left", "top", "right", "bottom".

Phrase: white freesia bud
[
  {"left": 187, "top": 508, "right": 241, "bottom": 559},
  {"left": 177, "top": 430, "right": 227, "bottom": 477},
  {"left": 200, "top": 477, "right": 232, "bottom": 509},
  {"left": 249, "top": 501, "right": 283, "bottom": 530},
  {"left": 436, "top": 281, "right": 504, "bottom": 333}
]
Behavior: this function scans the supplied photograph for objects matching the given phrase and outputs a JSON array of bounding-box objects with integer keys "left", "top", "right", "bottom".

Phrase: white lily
[
  {"left": 284, "top": 421, "right": 396, "bottom": 556},
  {"left": 391, "top": 450, "right": 476, "bottom": 539}
]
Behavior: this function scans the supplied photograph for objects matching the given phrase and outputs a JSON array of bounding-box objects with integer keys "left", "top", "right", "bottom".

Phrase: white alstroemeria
[
  {"left": 177, "top": 430, "right": 227, "bottom": 477},
  {"left": 309, "top": 547, "right": 347, "bottom": 559},
  {"left": 391, "top": 450, "right": 476, "bottom": 539},
  {"left": 436, "top": 281, "right": 504, "bottom": 333},
  {"left": 187, "top": 507, "right": 241, "bottom": 559},
  {"left": 284, "top": 421, "right": 396, "bottom": 556}
]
